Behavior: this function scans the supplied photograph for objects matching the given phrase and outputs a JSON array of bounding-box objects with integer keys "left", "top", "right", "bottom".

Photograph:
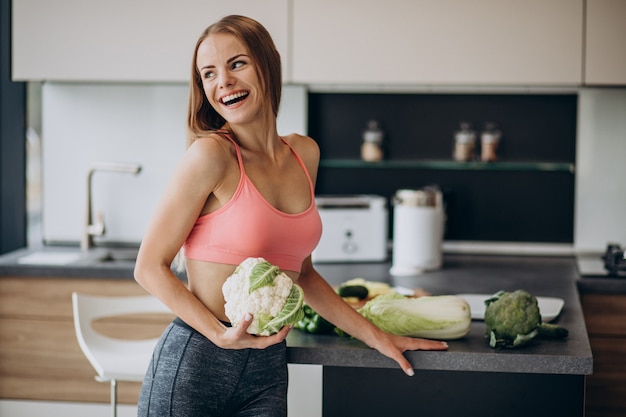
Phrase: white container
[
  {"left": 313, "top": 195, "right": 388, "bottom": 262},
  {"left": 390, "top": 188, "right": 444, "bottom": 276}
]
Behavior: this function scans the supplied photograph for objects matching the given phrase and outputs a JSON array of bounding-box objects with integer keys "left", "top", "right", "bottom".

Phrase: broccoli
[{"left": 484, "top": 290, "right": 568, "bottom": 349}]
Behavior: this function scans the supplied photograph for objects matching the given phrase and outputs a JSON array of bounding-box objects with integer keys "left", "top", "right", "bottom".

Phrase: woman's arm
[
  {"left": 297, "top": 257, "right": 448, "bottom": 376},
  {"left": 134, "top": 137, "right": 290, "bottom": 349},
  {"left": 293, "top": 135, "right": 447, "bottom": 374}
]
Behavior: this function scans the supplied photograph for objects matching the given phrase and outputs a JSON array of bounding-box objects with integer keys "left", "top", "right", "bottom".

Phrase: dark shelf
[
  {"left": 310, "top": 92, "right": 577, "bottom": 243},
  {"left": 319, "top": 159, "right": 575, "bottom": 173}
]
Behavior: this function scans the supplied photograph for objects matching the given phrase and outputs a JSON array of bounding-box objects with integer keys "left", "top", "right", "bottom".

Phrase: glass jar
[
  {"left": 480, "top": 122, "right": 501, "bottom": 162},
  {"left": 361, "top": 120, "right": 384, "bottom": 162},
  {"left": 453, "top": 122, "right": 476, "bottom": 162}
]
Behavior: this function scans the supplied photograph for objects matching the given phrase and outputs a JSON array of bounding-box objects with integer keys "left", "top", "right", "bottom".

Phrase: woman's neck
[{"left": 226, "top": 119, "right": 280, "bottom": 153}]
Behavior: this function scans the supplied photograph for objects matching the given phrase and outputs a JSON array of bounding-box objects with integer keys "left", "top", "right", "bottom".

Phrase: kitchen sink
[
  {"left": 16, "top": 247, "right": 139, "bottom": 266},
  {"left": 72, "top": 247, "right": 139, "bottom": 265},
  {"left": 94, "top": 248, "right": 139, "bottom": 263}
]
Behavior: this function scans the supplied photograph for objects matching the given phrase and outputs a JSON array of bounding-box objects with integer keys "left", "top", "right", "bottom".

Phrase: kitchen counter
[
  {"left": 289, "top": 256, "right": 591, "bottom": 375},
  {"left": 0, "top": 249, "right": 593, "bottom": 375},
  {"left": 576, "top": 252, "right": 626, "bottom": 294},
  {"left": 2, "top": 245, "right": 623, "bottom": 295},
  {"left": 578, "top": 276, "right": 626, "bottom": 294},
  {"left": 297, "top": 256, "right": 592, "bottom": 417},
  {"left": 0, "top": 249, "right": 594, "bottom": 416}
]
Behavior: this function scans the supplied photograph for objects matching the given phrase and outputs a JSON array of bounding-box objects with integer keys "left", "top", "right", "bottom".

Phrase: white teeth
[{"left": 221, "top": 91, "right": 249, "bottom": 105}]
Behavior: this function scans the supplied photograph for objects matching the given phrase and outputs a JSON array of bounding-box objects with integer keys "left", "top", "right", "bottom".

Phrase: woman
[{"left": 134, "top": 14, "right": 448, "bottom": 417}]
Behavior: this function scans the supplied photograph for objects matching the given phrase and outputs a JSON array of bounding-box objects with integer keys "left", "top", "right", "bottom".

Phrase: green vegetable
[
  {"left": 222, "top": 257, "right": 305, "bottom": 336},
  {"left": 259, "top": 284, "right": 305, "bottom": 335},
  {"left": 342, "top": 278, "right": 392, "bottom": 298},
  {"left": 357, "top": 292, "right": 472, "bottom": 340},
  {"left": 337, "top": 284, "right": 369, "bottom": 299},
  {"left": 248, "top": 261, "right": 279, "bottom": 293},
  {"left": 295, "top": 304, "right": 336, "bottom": 335},
  {"left": 484, "top": 290, "right": 569, "bottom": 349}
]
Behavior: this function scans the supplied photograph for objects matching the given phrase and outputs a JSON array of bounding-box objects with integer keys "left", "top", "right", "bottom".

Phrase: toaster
[{"left": 312, "top": 195, "right": 388, "bottom": 262}]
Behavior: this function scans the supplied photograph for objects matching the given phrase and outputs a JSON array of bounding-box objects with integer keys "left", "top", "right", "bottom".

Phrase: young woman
[{"left": 134, "top": 15, "right": 448, "bottom": 417}]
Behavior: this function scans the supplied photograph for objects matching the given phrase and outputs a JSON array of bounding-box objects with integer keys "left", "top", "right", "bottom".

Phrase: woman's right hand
[{"left": 216, "top": 313, "right": 292, "bottom": 350}]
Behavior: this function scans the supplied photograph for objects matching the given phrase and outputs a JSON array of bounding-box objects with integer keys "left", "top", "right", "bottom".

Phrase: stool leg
[{"left": 111, "top": 379, "right": 118, "bottom": 417}]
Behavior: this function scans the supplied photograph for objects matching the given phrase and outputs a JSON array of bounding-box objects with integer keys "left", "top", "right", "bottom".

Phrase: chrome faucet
[{"left": 81, "top": 162, "right": 142, "bottom": 251}]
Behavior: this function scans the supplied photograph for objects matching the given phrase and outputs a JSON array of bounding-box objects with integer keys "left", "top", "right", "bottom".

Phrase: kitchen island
[
  {"left": 290, "top": 256, "right": 592, "bottom": 417},
  {"left": 0, "top": 251, "right": 593, "bottom": 416}
]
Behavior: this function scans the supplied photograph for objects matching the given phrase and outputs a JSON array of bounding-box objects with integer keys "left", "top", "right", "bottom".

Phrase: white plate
[{"left": 457, "top": 293, "right": 565, "bottom": 322}]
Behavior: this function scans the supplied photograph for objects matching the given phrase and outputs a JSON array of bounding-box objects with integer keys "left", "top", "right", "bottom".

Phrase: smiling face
[
  {"left": 187, "top": 15, "right": 283, "bottom": 142},
  {"left": 196, "top": 33, "right": 263, "bottom": 127}
]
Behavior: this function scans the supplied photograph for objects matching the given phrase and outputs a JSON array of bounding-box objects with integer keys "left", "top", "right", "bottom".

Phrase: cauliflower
[
  {"left": 484, "top": 290, "right": 568, "bottom": 349},
  {"left": 222, "top": 257, "right": 305, "bottom": 336}
]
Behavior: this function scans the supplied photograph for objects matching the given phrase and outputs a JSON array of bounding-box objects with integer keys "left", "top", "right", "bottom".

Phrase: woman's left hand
[
  {"left": 296, "top": 258, "right": 448, "bottom": 377},
  {"left": 370, "top": 332, "right": 448, "bottom": 376},
  {"left": 217, "top": 313, "right": 292, "bottom": 350}
]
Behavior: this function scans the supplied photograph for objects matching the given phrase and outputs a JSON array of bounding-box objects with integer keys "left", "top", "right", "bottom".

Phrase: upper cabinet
[
  {"left": 584, "top": 0, "right": 626, "bottom": 85},
  {"left": 14, "top": 0, "right": 625, "bottom": 86},
  {"left": 291, "top": 0, "right": 583, "bottom": 86},
  {"left": 11, "top": 0, "right": 290, "bottom": 82}
]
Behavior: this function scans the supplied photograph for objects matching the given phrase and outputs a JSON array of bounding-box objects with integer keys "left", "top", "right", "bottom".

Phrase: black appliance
[{"left": 577, "top": 243, "right": 626, "bottom": 278}]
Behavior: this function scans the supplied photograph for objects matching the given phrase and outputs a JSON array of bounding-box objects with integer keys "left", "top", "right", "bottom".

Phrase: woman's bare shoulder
[
  {"left": 186, "top": 133, "right": 236, "bottom": 170},
  {"left": 283, "top": 133, "right": 320, "bottom": 160},
  {"left": 189, "top": 132, "right": 234, "bottom": 155}
]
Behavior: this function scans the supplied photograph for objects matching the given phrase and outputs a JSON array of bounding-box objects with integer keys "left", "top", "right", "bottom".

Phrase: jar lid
[
  {"left": 393, "top": 188, "right": 442, "bottom": 207},
  {"left": 455, "top": 131, "right": 476, "bottom": 144}
]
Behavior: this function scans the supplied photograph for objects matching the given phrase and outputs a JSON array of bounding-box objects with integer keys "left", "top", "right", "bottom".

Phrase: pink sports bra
[{"left": 183, "top": 134, "right": 322, "bottom": 273}]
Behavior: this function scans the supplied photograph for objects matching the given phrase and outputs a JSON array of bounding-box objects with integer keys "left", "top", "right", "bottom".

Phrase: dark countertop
[
  {"left": 2, "top": 246, "right": 624, "bottom": 294},
  {"left": 577, "top": 277, "right": 626, "bottom": 294},
  {"left": 288, "top": 256, "right": 592, "bottom": 376},
  {"left": 0, "top": 248, "right": 597, "bottom": 376}
]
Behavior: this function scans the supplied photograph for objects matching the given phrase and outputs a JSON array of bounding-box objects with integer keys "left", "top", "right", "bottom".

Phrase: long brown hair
[{"left": 187, "top": 15, "right": 282, "bottom": 145}]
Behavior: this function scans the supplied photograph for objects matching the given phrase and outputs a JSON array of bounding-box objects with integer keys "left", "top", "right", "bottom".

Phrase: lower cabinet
[
  {"left": 0, "top": 277, "right": 173, "bottom": 404},
  {"left": 581, "top": 293, "right": 626, "bottom": 417},
  {"left": 0, "top": 276, "right": 323, "bottom": 416}
]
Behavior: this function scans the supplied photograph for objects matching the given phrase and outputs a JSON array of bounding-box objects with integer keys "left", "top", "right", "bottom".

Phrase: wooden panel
[
  {"left": 581, "top": 293, "right": 626, "bottom": 336},
  {"left": 0, "top": 277, "right": 150, "bottom": 318},
  {"left": 585, "top": 337, "right": 626, "bottom": 417},
  {"left": 582, "top": 293, "right": 626, "bottom": 417},
  {"left": 0, "top": 317, "right": 144, "bottom": 402},
  {"left": 0, "top": 277, "right": 174, "bottom": 403},
  {"left": 93, "top": 314, "right": 175, "bottom": 340}
]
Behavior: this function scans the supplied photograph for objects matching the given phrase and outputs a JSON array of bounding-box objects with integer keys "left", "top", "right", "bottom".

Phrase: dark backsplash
[{"left": 308, "top": 92, "right": 577, "bottom": 243}]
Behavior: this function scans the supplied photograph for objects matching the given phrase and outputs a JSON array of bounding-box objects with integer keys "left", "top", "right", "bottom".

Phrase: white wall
[
  {"left": 40, "top": 83, "right": 307, "bottom": 245},
  {"left": 575, "top": 89, "right": 626, "bottom": 252}
]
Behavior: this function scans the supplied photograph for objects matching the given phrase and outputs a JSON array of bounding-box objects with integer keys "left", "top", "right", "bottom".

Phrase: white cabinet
[
  {"left": 12, "top": 0, "right": 290, "bottom": 82},
  {"left": 292, "top": 0, "right": 583, "bottom": 86},
  {"left": 287, "top": 364, "right": 322, "bottom": 417},
  {"left": 585, "top": 0, "right": 626, "bottom": 85}
]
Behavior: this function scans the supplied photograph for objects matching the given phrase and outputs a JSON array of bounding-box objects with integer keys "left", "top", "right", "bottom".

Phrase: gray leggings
[{"left": 138, "top": 318, "right": 288, "bottom": 417}]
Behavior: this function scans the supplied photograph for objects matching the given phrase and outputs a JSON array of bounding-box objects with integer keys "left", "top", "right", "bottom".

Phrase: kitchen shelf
[{"left": 319, "top": 159, "right": 575, "bottom": 173}]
